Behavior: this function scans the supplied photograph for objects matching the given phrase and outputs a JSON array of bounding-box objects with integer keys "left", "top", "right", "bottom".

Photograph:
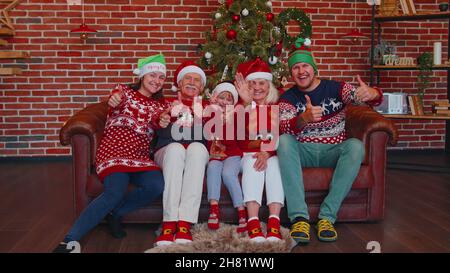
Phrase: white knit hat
[{"left": 212, "top": 82, "right": 239, "bottom": 105}]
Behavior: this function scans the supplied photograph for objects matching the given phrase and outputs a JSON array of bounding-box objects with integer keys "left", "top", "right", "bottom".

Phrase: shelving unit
[{"left": 369, "top": 6, "right": 450, "bottom": 153}]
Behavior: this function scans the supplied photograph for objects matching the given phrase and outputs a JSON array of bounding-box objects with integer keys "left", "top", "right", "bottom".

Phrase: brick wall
[{"left": 0, "top": 0, "right": 448, "bottom": 156}]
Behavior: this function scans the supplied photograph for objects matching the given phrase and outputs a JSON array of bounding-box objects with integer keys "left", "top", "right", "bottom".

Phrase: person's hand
[
  {"left": 355, "top": 75, "right": 379, "bottom": 102},
  {"left": 108, "top": 90, "right": 123, "bottom": 108},
  {"left": 158, "top": 107, "right": 171, "bottom": 128},
  {"left": 252, "top": 151, "right": 270, "bottom": 172},
  {"left": 234, "top": 72, "right": 252, "bottom": 104},
  {"left": 300, "top": 95, "right": 322, "bottom": 123}
]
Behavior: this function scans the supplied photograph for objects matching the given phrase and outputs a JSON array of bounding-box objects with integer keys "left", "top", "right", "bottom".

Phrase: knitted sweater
[
  {"left": 154, "top": 97, "right": 209, "bottom": 151},
  {"left": 95, "top": 84, "right": 165, "bottom": 181},
  {"left": 278, "top": 79, "right": 382, "bottom": 144},
  {"left": 236, "top": 103, "right": 278, "bottom": 157}
]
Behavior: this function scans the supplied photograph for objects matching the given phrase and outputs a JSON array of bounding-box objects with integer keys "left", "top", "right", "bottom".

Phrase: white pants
[
  {"left": 154, "top": 142, "right": 209, "bottom": 223},
  {"left": 241, "top": 153, "right": 284, "bottom": 206}
]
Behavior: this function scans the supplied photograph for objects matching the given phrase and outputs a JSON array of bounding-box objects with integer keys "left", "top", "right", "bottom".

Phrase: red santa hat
[
  {"left": 237, "top": 57, "right": 273, "bottom": 82},
  {"left": 171, "top": 61, "right": 207, "bottom": 92}
]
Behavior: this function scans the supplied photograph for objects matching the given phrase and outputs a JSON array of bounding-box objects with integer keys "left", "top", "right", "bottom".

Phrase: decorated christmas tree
[{"left": 198, "top": 0, "right": 312, "bottom": 90}]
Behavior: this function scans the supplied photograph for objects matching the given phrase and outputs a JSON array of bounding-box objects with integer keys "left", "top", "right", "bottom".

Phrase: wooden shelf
[
  {"left": 0, "top": 39, "right": 7, "bottom": 46},
  {"left": 375, "top": 11, "right": 450, "bottom": 22},
  {"left": 0, "top": 67, "right": 22, "bottom": 75},
  {"left": 383, "top": 114, "right": 450, "bottom": 120},
  {"left": 373, "top": 64, "right": 450, "bottom": 70},
  {"left": 0, "top": 28, "right": 14, "bottom": 36},
  {"left": 0, "top": 51, "right": 29, "bottom": 59}
]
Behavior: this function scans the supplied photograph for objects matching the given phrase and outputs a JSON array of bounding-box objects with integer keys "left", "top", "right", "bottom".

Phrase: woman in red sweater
[
  {"left": 53, "top": 54, "right": 167, "bottom": 253},
  {"left": 234, "top": 58, "right": 285, "bottom": 243}
]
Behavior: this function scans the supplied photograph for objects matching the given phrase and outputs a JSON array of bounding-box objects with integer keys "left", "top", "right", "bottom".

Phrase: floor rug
[{"left": 145, "top": 222, "right": 295, "bottom": 253}]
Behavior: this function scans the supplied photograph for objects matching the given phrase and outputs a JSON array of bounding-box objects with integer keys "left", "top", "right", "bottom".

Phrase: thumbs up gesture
[
  {"left": 158, "top": 107, "right": 171, "bottom": 128},
  {"left": 108, "top": 89, "right": 124, "bottom": 108},
  {"left": 301, "top": 95, "right": 322, "bottom": 123},
  {"left": 355, "top": 75, "right": 379, "bottom": 103}
]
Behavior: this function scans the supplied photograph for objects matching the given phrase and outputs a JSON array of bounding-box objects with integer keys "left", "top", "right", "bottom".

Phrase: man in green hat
[{"left": 277, "top": 37, "right": 383, "bottom": 244}]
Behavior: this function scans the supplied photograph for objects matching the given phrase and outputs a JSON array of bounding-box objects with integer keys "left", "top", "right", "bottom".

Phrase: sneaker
[
  {"left": 290, "top": 217, "right": 311, "bottom": 244},
  {"left": 247, "top": 218, "right": 265, "bottom": 243},
  {"left": 236, "top": 208, "right": 247, "bottom": 233},
  {"left": 154, "top": 221, "right": 177, "bottom": 246},
  {"left": 52, "top": 242, "right": 73, "bottom": 253},
  {"left": 174, "top": 220, "right": 193, "bottom": 244},
  {"left": 207, "top": 204, "right": 220, "bottom": 230},
  {"left": 106, "top": 213, "right": 127, "bottom": 239},
  {"left": 316, "top": 218, "right": 338, "bottom": 242},
  {"left": 266, "top": 216, "right": 282, "bottom": 242}
]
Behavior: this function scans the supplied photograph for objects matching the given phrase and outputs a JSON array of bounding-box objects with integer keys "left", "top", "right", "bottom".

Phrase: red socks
[
  {"left": 208, "top": 204, "right": 220, "bottom": 230},
  {"left": 266, "top": 215, "right": 282, "bottom": 241},
  {"left": 174, "top": 220, "right": 193, "bottom": 243},
  {"left": 154, "top": 221, "right": 177, "bottom": 246},
  {"left": 247, "top": 217, "right": 265, "bottom": 242},
  {"left": 236, "top": 208, "right": 247, "bottom": 233}
]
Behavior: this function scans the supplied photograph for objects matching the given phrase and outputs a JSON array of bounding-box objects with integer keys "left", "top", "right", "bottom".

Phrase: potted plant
[{"left": 417, "top": 52, "right": 433, "bottom": 104}]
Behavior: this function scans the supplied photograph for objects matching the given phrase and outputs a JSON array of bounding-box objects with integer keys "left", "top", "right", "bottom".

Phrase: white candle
[{"left": 434, "top": 42, "right": 442, "bottom": 65}]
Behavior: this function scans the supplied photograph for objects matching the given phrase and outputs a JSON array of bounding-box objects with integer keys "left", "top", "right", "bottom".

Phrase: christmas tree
[{"left": 198, "top": 0, "right": 312, "bottom": 90}]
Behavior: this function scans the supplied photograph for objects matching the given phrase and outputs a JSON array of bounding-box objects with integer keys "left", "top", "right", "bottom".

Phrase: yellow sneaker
[
  {"left": 290, "top": 217, "right": 310, "bottom": 244},
  {"left": 316, "top": 219, "right": 338, "bottom": 242}
]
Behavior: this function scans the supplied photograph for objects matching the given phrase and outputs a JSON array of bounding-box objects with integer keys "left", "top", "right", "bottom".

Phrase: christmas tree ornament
[
  {"left": 215, "top": 12, "right": 222, "bottom": 19},
  {"left": 266, "top": 12, "right": 274, "bottom": 22},
  {"left": 226, "top": 0, "right": 233, "bottom": 8},
  {"left": 241, "top": 8, "right": 249, "bottom": 16},
  {"left": 269, "top": 55, "right": 278, "bottom": 65},
  {"left": 205, "top": 52, "right": 213, "bottom": 59},
  {"left": 266, "top": 1, "right": 272, "bottom": 8},
  {"left": 232, "top": 14, "right": 240, "bottom": 22},
  {"left": 226, "top": 29, "right": 237, "bottom": 40}
]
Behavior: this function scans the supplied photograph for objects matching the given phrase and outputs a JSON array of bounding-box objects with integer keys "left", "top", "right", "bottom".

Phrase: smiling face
[
  {"left": 179, "top": 72, "right": 204, "bottom": 99},
  {"left": 215, "top": 91, "right": 235, "bottom": 108},
  {"left": 139, "top": 72, "right": 166, "bottom": 97},
  {"left": 291, "top": 62, "right": 319, "bottom": 91},
  {"left": 248, "top": 79, "right": 270, "bottom": 105}
]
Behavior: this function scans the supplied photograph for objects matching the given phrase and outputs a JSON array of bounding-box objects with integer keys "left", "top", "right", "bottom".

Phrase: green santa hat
[
  {"left": 133, "top": 54, "right": 166, "bottom": 78},
  {"left": 287, "top": 37, "right": 318, "bottom": 73}
]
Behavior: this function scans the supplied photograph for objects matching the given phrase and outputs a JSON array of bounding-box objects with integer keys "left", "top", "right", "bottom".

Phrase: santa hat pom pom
[
  {"left": 304, "top": 38, "right": 312, "bottom": 46},
  {"left": 133, "top": 68, "right": 141, "bottom": 76},
  {"left": 171, "top": 85, "right": 178, "bottom": 92}
]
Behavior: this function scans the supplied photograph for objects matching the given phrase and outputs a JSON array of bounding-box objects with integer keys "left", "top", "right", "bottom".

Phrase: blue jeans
[
  {"left": 64, "top": 170, "right": 164, "bottom": 242},
  {"left": 206, "top": 156, "right": 244, "bottom": 208},
  {"left": 277, "top": 134, "right": 365, "bottom": 224}
]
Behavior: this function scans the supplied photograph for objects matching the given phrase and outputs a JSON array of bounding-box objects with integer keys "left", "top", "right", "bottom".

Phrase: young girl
[
  {"left": 53, "top": 54, "right": 167, "bottom": 253},
  {"left": 234, "top": 58, "right": 285, "bottom": 243},
  {"left": 205, "top": 82, "right": 247, "bottom": 233}
]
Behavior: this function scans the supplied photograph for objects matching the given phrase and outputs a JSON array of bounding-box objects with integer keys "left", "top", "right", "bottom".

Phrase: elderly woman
[{"left": 234, "top": 58, "right": 284, "bottom": 243}]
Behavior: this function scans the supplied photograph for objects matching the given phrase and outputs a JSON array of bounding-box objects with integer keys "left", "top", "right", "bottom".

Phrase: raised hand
[
  {"left": 158, "top": 107, "right": 171, "bottom": 128},
  {"left": 301, "top": 94, "right": 322, "bottom": 123},
  {"left": 234, "top": 72, "right": 252, "bottom": 104},
  {"left": 355, "top": 75, "right": 379, "bottom": 102},
  {"left": 108, "top": 90, "right": 124, "bottom": 108}
]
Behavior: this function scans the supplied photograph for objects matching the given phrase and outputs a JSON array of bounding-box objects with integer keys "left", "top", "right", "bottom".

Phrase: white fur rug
[{"left": 145, "top": 222, "right": 296, "bottom": 253}]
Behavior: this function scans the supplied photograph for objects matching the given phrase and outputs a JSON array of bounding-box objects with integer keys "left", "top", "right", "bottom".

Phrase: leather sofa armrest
[
  {"left": 345, "top": 104, "right": 398, "bottom": 146},
  {"left": 59, "top": 101, "right": 108, "bottom": 146}
]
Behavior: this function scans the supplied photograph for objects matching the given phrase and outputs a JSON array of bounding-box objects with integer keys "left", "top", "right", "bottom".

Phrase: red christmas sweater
[
  {"left": 235, "top": 103, "right": 278, "bottom": 157},
  {"left": 95, "top": 84, "right": 166, "bottom": 181},
  {"left": 205, "top": 106, "right": 243, "bottom": 161}
]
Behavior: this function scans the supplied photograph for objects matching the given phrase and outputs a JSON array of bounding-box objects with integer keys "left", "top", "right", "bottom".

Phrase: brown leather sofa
[{"left": 60, "top": 101, "right": 397, "bottom": 224}]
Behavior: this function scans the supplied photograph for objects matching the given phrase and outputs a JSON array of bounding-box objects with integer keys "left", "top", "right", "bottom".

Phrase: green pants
[{"left": 277, "top": 134, "right": 365, "bottom": 224}]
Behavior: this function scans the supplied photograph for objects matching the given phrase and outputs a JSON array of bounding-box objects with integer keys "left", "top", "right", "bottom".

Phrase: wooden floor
[{"left": 0, "top": 155, "right": 449, "bottom": 253}]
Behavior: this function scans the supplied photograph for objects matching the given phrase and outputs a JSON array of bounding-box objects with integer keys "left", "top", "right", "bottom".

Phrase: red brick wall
[{"left": 0, "top": 0, "right": 447, "bottom": 156}]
